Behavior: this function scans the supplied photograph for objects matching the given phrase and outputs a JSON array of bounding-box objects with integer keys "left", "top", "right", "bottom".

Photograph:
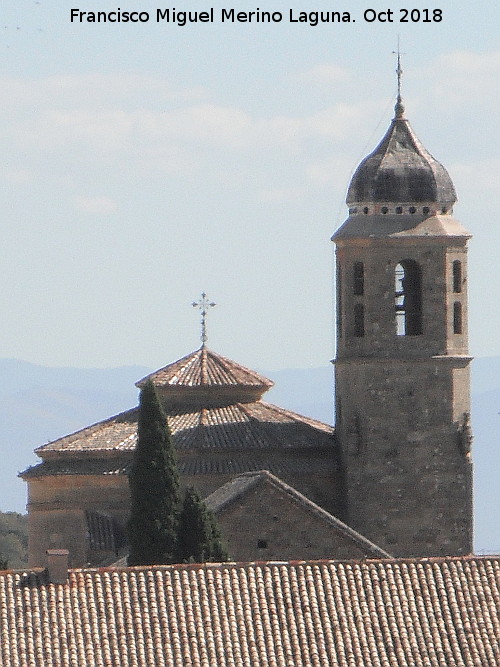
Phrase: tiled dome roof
[{"left": 136, "top": 347, "right": 274, "bottom": 407}]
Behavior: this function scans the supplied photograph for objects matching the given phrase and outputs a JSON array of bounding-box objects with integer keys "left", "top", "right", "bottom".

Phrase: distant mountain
[{"left": 1, "top": 356, "right": 498, "bottom": 554}]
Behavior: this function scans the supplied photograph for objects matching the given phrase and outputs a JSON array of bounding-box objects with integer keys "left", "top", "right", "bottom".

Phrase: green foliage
[
  {"left": 127, "top": 381, "right": 180, "bottom": 566},
  {"left": 0, "top": 512, "right": 28, "bottom": 569},
  {"left": 176, "top": 487, "right": 228, "bottom": 564}
]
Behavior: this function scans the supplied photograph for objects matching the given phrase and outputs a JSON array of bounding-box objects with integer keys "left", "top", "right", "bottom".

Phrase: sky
[{"left": 0, "top": 0, "right": 499, "bottom": 373}]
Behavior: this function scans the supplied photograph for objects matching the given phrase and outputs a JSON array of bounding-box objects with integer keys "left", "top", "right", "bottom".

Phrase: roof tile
[
  {"left": 1, "top": 557, "right": 498, "bottom": 666},
  {"left": 136, "top": 347, "right": 273, "bottom": 392},
  {"left": 29, "top": 401, "right": 333, "bottom": 460}
]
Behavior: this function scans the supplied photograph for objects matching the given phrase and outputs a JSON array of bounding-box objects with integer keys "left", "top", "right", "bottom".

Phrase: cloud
[
  {"left": 0, "top": 70, "right": 379, "bottom": 191},
  {"left": 5, "top": 169, "right": 31, "bottom": 185},
  {"left": 451, "top": 158, "right": 500, "bottom": 194},
  {"left": 297, "top": 63, "right": 350, "bottom": 85},
  {"left": 2, "top": 55, "right": 497, "bottom": 212},
  {"left": 74, "top": 196, "right": 118, "bottom": 215},
  {"left": 413, "top": 50, "right": 500, "bottom": 110}
]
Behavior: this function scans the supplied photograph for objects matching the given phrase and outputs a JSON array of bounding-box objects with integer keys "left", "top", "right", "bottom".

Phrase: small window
[
  {"left": 353, "top": 262, "right": 364, "bottom": 296},
  {"left": 395, "top": 260, "right": 423, "bottom": 336},
  {"left": 453, "top": 302, "right": 463, "bottom": 334},
  {"left": 409, "top": 206, "right": 416, "bottom": 214},
  {"left": 453, "top": 260, "right": 462, "bottom": 293},
  {"left": 257, "top": 539, "right": 268, "bottom": 549},
  {"left": 337, "top": 265, "right": 343, "bottom": 339},
  {"left": 363, "top": 206, "right": 369, "bottom": 214},
  {"left": 423, "top": 206, "right": 430, "bottom": 216},
  {"left": 354, "top": 303, "right": 365, "bottom": 337},
  {"left": 381, "top": 206, "right": 388, "bottom": 214},
  {"left": 396, "top": 206, "right": 403, "bottom": 214}
]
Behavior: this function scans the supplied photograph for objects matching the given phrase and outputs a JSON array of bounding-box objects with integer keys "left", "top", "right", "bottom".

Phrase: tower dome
[{"left": 346, "top": 100, "right": 456, "bottom": 210}]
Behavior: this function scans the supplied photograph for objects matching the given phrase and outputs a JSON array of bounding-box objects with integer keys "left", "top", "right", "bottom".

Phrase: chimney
[{"left": 46, "top": 549, "right": 69, "bottom": 584}]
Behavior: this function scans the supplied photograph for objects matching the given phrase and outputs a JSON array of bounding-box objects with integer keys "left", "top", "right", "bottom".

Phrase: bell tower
[{"left": 332, "top": 90, "right": 473, "bottom": 557}]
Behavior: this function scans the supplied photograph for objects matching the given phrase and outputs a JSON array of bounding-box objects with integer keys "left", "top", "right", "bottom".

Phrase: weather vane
[
  {"left": 392, "top": 37, "right": 405, "bottom": 118},
  {"left": 192, "top": 292, "right": 216, "bottom": 347}
]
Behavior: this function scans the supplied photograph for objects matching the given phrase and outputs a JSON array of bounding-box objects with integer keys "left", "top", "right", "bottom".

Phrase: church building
[
  {"left": 332, "top": 91, "right": 473, "bottom": 558},
  {"left": 21, "top": 88, "right": 473, "bottom": 567}
]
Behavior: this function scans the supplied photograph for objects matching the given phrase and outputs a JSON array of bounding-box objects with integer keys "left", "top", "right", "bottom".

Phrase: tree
[
  {"left": 127, "top": 380, "right": 180, "bottom": 566},
  {"left": 0, "top": 512, "right": 28, "bottom": 568},
  {"left": 176, "top": 487, "right": 228, "bottom": 563}
]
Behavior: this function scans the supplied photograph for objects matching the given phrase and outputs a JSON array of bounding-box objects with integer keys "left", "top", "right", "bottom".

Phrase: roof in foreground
[{"left": 1, "top": 556, "right": 498, "bottom": 666}]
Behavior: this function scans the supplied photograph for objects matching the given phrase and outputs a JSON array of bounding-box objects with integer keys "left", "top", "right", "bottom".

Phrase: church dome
[
  {"left": 346, "top": 101, "right": 456, "bottom": 209},
  {"left": 136, "top": 347, "right": 274, "bottom": 407}
]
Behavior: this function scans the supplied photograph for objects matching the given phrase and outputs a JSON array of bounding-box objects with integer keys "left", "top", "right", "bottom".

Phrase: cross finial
[
  {"left": 191, "top": 292, "right": 216, "bottom": 347},
  {"left": 392, "top": 37, "right": 405, "bottom": 118}
]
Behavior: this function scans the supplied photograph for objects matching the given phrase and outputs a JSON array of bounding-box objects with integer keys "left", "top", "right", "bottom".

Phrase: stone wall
[{"left": 214, "top": 480, "right": 380, "bottom": 562}]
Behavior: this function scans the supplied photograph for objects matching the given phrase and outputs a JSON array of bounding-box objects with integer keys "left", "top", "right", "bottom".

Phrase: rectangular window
[
  {"left": 337, "top": 265, "right": 343, "bottom": 339},
  {"left": 453, "top": 260, "right": 462, "bottom": 293},
  {"left": 354, "top": 303, "right": 364, "bottom": 337},
  {"left": 395, "top": 260, "right": 423, "bottom": 336},
  {"left": 453, "top": 302, "right": 463, "bottom": 334},
  {"left": 353, "top": 262, "right": 364, "bottom": 295}
]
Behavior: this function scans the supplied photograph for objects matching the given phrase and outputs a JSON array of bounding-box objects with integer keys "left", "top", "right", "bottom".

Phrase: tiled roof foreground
[{"left": 1, "top": 557, "right": 498, "bottom": 667}]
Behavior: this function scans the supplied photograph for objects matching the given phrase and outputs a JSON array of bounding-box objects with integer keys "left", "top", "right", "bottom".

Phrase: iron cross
[{"left": 192, "top": 292, "right": 216, "bottom": 347}]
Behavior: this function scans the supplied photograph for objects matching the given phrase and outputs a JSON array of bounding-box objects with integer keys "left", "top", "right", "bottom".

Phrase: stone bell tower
[{"left": 332, "top": 90, "right": 473, "bottom": 557}]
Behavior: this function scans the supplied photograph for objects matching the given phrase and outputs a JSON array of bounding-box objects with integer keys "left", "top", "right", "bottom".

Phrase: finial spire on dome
[
  {"left": 392, "top": 38, "right": 405, "bottom": 118},
  {"left": 192, "top": 292, "right": 216, "bottom": 348}
]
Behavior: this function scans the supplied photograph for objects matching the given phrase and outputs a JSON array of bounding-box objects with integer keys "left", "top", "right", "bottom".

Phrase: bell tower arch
[{"left": 332, "top": 94, "right": 473, "bottom": 557}]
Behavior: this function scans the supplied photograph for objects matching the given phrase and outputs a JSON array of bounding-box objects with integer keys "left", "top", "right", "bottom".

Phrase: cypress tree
[
  {"left": 176, "top": 487, "right": 228, "bottom": 563},
  {"left": 127, "top": 380, "right": 180, "bottom": 566}
]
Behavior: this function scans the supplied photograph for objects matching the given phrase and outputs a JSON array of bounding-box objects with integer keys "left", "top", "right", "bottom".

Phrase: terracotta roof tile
[
  {"left": 0, "top": 557, "right": 498, "bottom": 666},
  {"left": 136, "top": 347, "right": 273, "bottom": 392},
  {"left": 30, "top": 401, "right": 333, "bottom": 459}
]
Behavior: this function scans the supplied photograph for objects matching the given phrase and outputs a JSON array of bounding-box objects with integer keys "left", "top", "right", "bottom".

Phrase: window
[
  {"left": 354, "top": 303, "right": 365, "bottom": 337},
  {"left": 337, "top": 265, "right": 343, "bottom": 339},
  {"left": 395, "top": 260, "right": 423, "bottom": 336},
  {"left": 353, "top": 262, "right": 364, "bottom": 295},
  {"left": 453, "top": 260, "right": 462, "bottom": 293},
  {"left": 257, "top": 539, "right": 268, "bottom": 549},
  {"left": 453, "top": 302, "right": 463, "bottom": 334}
]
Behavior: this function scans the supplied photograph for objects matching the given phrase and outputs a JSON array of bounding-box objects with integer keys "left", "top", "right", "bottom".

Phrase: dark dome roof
[{"left": 346, "top": 109, "right": 456, "bottom": 207}]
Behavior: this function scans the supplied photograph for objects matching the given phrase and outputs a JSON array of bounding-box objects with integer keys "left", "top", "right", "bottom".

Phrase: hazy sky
[{"left": 1, "top": 1, "right": 499, "bottom": 372}]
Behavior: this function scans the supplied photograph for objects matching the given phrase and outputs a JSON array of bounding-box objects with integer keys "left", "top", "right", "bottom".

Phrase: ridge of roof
[
  {"left": 71, "top": 553, "right": 500, "bottom": 571},
  {"left": 2, "top": 554, "right": 498, "bottom": 579}
]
